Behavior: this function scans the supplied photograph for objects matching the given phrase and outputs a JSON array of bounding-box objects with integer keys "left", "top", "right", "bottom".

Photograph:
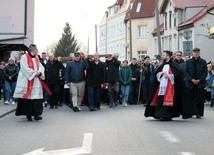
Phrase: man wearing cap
[
  {"left": 65, "top": 51, "right": 89, "bottom": 112},
  {"left": 185, "top": 48, "right": 207, "bottom": 118}
]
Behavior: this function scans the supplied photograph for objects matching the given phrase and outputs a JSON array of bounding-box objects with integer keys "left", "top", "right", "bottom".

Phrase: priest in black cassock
[{"left": 144, "top": 50, "right": 193, "bottom": 121}]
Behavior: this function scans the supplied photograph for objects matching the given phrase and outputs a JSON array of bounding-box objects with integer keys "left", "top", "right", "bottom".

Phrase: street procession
[{"left": 1, "top": 0, "right": 214, "bottom": 155}]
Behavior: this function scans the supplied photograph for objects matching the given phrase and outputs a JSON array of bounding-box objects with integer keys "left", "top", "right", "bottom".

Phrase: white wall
[{"left": 0, "top": 0, "right": 34, "bottom": 46}]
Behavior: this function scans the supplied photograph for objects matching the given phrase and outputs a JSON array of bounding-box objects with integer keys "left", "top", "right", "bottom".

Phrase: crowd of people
[{"left": 1, "top": 44, "right": 214, "bottom": 122}]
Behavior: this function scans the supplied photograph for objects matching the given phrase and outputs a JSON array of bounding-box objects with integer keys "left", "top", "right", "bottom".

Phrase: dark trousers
[
  {"left": 187, "top": 88, "right": 205, "bottom": 116},
  {"left": 49, "top": 84, "right": 59, "bottom": 107},
  {"left": 142, "top": 80, "right": 151, "bottom": 104},
  {"left": 108, "top": 82, "right": 119, "bottom": 105},
  {"left": 63, "top": 88, "right": 70, "bottom": 105},
  {"left": 88, "top": 86, "right": 101, "bottom": 109},
  {"left": 129, "top": 82, "right": 139, "bottom": 104},
  {"left": 59, "top": 82, "right": 64, "bottom": 104}
]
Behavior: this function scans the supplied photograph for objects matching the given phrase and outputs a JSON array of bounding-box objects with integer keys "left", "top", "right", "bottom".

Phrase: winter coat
[
  {"left": 119, "top": 66, "right": 132, "bottom": 85},
  {"left": 65, "top": 60, "right": 89, "bottom": 83},
  {"left": 174, "top": 59, "right": 186, "bottom": 72},
  {"left": 46, "top": 60, "right": 65, "bottom": 85},
  {"left": 185, "top": 57, "right": 207, "bottom": 89},
  {"left": 105, "top": 57, "right": 121, "bottom": 83},
  {"left": 3, "top": 64, "right": 19, "bottom": 82},
  {"left": 129, "top": 63, "right": 141, "bottom": 83},
  {"left": 86, "top": 60, "right": 105, "bottom": 87}
]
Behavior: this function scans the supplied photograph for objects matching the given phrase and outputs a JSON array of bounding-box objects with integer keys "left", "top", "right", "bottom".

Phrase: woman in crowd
[{"left": 3, "top": 57, "right": 19, "bottom": 105}]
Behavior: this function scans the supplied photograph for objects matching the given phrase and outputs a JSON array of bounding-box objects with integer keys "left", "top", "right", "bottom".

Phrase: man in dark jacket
[
  {"left": 129, "top": 58, "right": 141, "bottom": 105},
  {"left": 65, "top": 52, "right": 89, "bottom": 112},
  {"left": 174, "top": 51, "right": 186, "bottom": 72},
  {"left": 185, "top": 48, "right": 207, "bottom": 118},
  {"left": 105, "top": 53, "right": 121, "bottom": 108},
  {"left": 46, "top": 53, "right": 62, "bottom": 109},
  {"left": 86, "top": 53, "right": 105, "bottom": 111}
]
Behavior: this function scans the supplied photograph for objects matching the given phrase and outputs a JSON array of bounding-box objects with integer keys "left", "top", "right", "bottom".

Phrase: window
[
  {"left": 169, "top": 11, "right": 172, "bottom": 28},
  {"left": 138, "top": 51, "right": 147, "bottom": 59},
  {"left": 136, "top": 2, "right": 142, "bottom": 13},
  {"left": 174, "top": 17, "right": 176, "bottom": 27},
  {"left": 165, "top": 13, "right": 167, "bottom": 29},
  {"left": 138, "top": 26, "right": 147, "bottom": 38},
  {"left": 183, "top": 41, "right": 193, "bottom": 55}
]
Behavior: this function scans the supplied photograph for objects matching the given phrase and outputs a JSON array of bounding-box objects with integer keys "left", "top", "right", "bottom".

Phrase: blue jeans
[
  {"left": 88, "top": 86, "right": 101, "bottom": 109},
  {"left": 121, "top": 85, "right": 130, "bottom": 102},
  {"left": 5, "top": 81, "right": 16, "bottom": 101}
]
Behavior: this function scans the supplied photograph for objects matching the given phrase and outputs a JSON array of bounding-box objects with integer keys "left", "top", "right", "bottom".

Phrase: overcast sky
[{"left": 34, "top": 0, "right": 116, "bottom": 54}]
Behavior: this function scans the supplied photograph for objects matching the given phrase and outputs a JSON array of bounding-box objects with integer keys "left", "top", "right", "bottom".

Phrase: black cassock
[{"left": 144, "top": 61, "right": 194, "bottom": 119}]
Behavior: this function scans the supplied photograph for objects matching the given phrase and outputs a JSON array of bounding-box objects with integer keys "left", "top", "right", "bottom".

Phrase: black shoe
[
  {"left": 59, "top": 103, "right": 62, "bottom": 107},
  {"left": 49, "top": 106, "right": 54, "bottom": 109},
  {"left": 210, "top": 102, "right": 214, "bottom": 107},
  {"left": 27, "top": 115, "right": 32, "bottom": 121},
  {"left": 160, "top": 117, "right": 172, "bottom": 121},
  {"left": 27, "top": 118, "right": 33, "bottom": 121},
  {"left": 34, "top": 116, "right": 42, "bottom": 121},
  {"left": 73, "top": 106, "right": 80, "bottom": 112},
  {"left": 196, "top": 115, "right": 202, "bottom": 119},
  {"left": 96, "top": 107, "right": 100, "bottom": 110},
  {"left": 55, "top": 106, "right": 58, "bottom": 109}
]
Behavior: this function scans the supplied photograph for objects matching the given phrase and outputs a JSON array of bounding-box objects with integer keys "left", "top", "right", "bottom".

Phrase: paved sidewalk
[{"left": 0, "top": 101, "right": 16, "bottom": 118}]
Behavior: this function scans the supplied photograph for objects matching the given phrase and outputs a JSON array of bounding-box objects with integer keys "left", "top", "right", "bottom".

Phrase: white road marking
[
  {"left": 23, "top": 133, "right": 93, "bottom": 155},
  {"left": 180, "top": 152, "right": 196, "bottom": 155},
  {"left": 81, "top": 133, "right": 93, "bottom": 153},
  {"left": 160, "top": 131, "right": 181, "bottom": 143}
]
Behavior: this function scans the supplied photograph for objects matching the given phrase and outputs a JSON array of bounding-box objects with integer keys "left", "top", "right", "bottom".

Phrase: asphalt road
[{"left": 0, "top": 104, "right": 214, "bottom": 155}]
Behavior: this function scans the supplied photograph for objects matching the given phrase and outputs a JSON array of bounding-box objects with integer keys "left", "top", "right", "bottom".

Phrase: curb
[{"left": 0, "top": 109, "right": 16, "bottom": 119}]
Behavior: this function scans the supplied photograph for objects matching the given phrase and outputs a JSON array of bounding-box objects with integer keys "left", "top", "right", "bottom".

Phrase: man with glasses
[{"left": 174, "top": 51, "right": 186, "bottom": 72}]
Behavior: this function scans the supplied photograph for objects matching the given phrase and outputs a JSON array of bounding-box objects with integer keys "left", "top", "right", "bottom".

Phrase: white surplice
[
  {"left": 13, "top": 54, "right": 45, "bottom": 99},
  {"left": 156, "top": 64, "right": 174, "bottom": 96}
]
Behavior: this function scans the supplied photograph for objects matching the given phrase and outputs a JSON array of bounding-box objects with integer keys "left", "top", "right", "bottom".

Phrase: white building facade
[{"left": 99, "top": 0, "right": 130, "bottom": 60}]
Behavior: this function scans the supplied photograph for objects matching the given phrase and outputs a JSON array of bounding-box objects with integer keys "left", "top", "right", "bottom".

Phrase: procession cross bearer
[
  {"left": 144, "top": 50, "right": 193, "bottom": 121},
  {"left": 14, "top": 44, "right": 51, "bottom": 121}
]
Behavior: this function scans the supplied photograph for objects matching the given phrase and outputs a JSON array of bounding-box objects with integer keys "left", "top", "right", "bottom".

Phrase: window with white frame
[
  {"left": 138, "top": 26, "right": 147, "bottom": 38},
  {"left": 138, "top": 51, "right": 147, "bottom": 59},
  {"left": 136, "top": 2, "right": 142, "bottom": 13}
]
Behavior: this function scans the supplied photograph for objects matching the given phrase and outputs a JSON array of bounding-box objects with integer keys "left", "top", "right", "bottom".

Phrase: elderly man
[
  {"left": 46, "top": 53, "right": 64, "bottom": 109},
  {"left": 105, "top": 53, "right": 121, "bottom": 108},
  {"left": 86, "top": 53, "right": 105, "bottom": 111},
  {"left": 14, "top": 44, "right": 46, "bottom": 121},
  {"left": 185, "top": 48, "right": 207, "bottom": 118}
]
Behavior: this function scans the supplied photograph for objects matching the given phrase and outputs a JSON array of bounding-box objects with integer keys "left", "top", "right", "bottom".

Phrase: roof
[
  {"left": 178, "top": 0, "right": 214, "bottom": 28},
  {"left": 160, "top": 0, "right": 208, "bottom": 13},
  {"left": 152, "top": 23, "right": 164, "bottom": 34},
  {"left": 125, "top": 0, "right": 155, "bottom": 22}
]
